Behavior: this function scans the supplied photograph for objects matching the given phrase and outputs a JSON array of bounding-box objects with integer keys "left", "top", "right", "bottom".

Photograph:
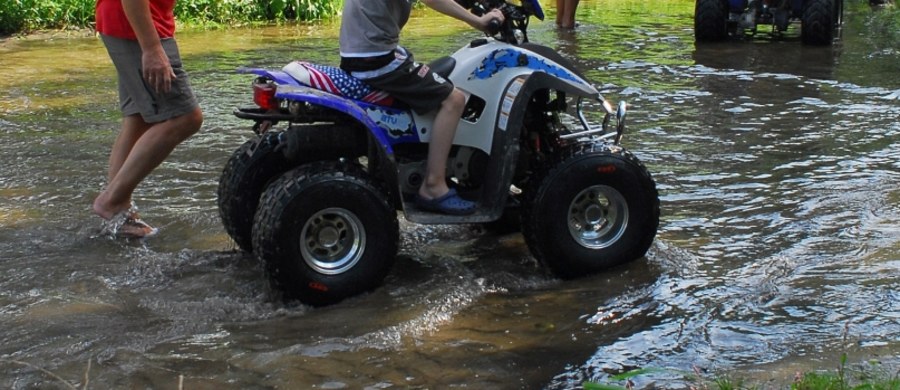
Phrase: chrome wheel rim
[
  {"left": 567, "top": 185, "right": 629, "bottom": 249},
  {"left": 299, "top": 208, "right": 365, "bottom": 275}
]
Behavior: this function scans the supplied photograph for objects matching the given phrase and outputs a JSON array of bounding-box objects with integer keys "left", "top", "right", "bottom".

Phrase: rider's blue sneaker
[{"left": 416, "top": 189, "right": 477, "bottom": 215}]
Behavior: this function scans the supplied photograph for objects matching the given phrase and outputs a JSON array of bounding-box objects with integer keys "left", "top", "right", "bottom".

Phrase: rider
[{"left": 339, "top": 0, "right": 504, "bottom": 215}]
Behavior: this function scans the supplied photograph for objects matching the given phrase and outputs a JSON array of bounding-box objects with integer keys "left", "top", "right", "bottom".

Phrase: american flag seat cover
[{"left": 282, "top": 61, "right": 394, "bottom": 106}]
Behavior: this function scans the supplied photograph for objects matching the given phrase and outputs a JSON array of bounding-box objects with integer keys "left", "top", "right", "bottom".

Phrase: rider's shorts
[
  {"left": 343, "top": 48, "right": 453, "bottom": 115},
  {"left": 100, "top": 34, "right": 199, "bottom": 124}
]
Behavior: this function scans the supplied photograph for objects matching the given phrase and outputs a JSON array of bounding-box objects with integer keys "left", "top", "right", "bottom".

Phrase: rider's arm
[
  {"left": 420, "top": 0, "right": 505, "bottom": 32},
  {"left": 121, "top": 0, "right": 175, "bottom": 92}
]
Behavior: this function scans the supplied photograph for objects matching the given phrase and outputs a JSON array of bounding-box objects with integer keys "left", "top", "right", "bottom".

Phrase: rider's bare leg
[{"left": 418, "top": 89, "right": 466, "bottom": 200}]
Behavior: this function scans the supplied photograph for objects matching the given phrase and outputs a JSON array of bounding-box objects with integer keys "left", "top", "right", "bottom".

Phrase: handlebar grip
[{"left": 487, "top": 18, "right": 501, "bottom": 35}]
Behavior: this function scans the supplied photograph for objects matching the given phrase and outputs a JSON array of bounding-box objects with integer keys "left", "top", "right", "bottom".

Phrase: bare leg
[
  {"left": 93, "top": 107, "right": 203, "bottom": 220},
  {"left": 105, "top": 114, "right": 151, "bottom": 209},
  {"left": 419, "top": 89, "right": 466, "bottom": 200},
  {"left": 558, "top": 0, "right": 580, "bottom": 29},
  {"left": 556, "top": 0, "right": 567, "bottom": 27}
]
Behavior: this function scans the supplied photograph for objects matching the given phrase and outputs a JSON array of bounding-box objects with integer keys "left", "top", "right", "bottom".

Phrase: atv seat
[
  {"left": 282, "top": 57, "right": 458, "bottom": 108},
  {"left": 428, "top": 56, "right": 457, "bottom": 79},
  {"left": 282, "top": 61, "right": 395, "bottom": 106}
]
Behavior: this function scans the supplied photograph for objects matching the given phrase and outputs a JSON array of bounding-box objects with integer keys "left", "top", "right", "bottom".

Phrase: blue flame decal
[{"left": 470, "top": 49, "right": 582, "bottom": 84}]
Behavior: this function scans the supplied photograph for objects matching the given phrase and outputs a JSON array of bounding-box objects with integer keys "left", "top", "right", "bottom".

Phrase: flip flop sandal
[
  {"left": 100, "top": 210, "right": 159, "bottom": 238},
  {"left": 117, "top": 216, "right": 159, "bottom": 238},
  {"left": 416, "top": 188, "right": 477, "bottom": 215}
]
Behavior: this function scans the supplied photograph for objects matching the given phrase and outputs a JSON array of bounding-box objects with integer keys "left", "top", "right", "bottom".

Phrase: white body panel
[{"left": 412, "top": 39, "right": 597, "bottom": 154}]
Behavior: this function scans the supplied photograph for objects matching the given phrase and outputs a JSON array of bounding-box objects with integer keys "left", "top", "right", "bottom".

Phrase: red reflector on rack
[{"left": 253, "top": 82, "right": 278, "bottom": 111}]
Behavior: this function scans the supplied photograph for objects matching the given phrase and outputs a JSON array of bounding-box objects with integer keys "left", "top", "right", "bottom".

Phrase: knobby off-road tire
[
  {"left": 695, "top": 0, "right": 729, "bottom": 42},
  {"left": 252, "top": 161, "right": 399, "bottom": 307},
  {"left": 802, "top": 0, "right": 838, "bottom": 45},
  {"left": 218, "top": 125, "right": 368, "bottom": 252},
  {"left": 521, "top": 142, "right": 660, "bottom": 279},
  {"left": 218, "top": 131, "right": 291, "bottom": 252}
]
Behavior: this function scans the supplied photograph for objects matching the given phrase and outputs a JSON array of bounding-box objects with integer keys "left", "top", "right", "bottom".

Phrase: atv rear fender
[
  {"left": 272, "top": 84, "right": 400, "bottom": 156},
  {"left": 237, "top": 68, "right": 302, "bottom": 87}
]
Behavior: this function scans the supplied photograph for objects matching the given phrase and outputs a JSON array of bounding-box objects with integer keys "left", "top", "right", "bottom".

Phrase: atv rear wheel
[
  {"left": 522, "top": 143, "right": 660, "bottom": 279},
  {"left": 802, "top": 0, "right": 838, "bottom": 45},
  {"left": 218, "top": 124, "right": 369, "bottom": 252},
  {"left": 695, "top": 0, "right": 729, "bottom": 42},
  {"left": 218, "top": 131, "right": 291, "bottom": 252},
  {"left": 252, "top": 161, "right": 399, "bottom": 306}
]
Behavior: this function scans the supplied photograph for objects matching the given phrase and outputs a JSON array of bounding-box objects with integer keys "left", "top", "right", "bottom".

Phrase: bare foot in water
[{"left": 93, "top": 191, "right": 131, "bottom": 220}]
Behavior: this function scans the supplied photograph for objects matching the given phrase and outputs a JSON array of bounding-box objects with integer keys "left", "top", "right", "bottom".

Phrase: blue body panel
[
  {"left": 274, "top": 85, "right": 425, "bottom": 155},
  {"left": 524, "top": 0, "right": 545, "bottom": 20},
  {"left": 729, "top": 0, "right": 807, "bottom": 14},
  {"left": 729, "top": 0, "right": 748, "bottom": 11},
  {"left": 237, "top": 68, "right": 301, "bottom": 87}
]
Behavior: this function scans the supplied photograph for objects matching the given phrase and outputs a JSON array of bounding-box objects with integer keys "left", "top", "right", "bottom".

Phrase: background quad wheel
[
  {"left": 521, "top": 143, "right": 660, "bottom": 279},
  {"left": 217, "top": 131, "right": 291, "bottom": 252},
  {"left": 252, "top": 161, "right": 399, "bottom": 307},
  {"left": 802, "top": 0, "right": 839, "bottom": 45},
  {"left": 694, "top": 0, "right": 730, "bottom": 42}
]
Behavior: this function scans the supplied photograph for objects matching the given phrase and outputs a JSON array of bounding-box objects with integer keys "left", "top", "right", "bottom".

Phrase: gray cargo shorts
[
  {"left": 349, "top": 48, "right": 453, "bottom": 115},
  {"left": 100, "top": 34, "right": 199, "bottom": 123}
]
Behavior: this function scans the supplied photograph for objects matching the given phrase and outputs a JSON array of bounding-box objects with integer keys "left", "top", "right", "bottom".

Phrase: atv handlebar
[
  {"left": 487, "top": 17, "right": 502, "bottom": 36},
  {"left": 455, "top": 0, "right": 542, "bottom": 44}
]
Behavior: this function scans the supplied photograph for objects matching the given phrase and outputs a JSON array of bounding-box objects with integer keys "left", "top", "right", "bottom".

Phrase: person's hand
[
  {"left": 141, "top": 46, "right": 175, "bottom": 93},
  {"left": 478, "top": 8, "right": 505, "bottom": 33}
]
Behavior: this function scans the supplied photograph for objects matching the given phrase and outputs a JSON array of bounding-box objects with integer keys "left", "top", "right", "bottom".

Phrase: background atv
[
  {"left": 694, "top": 0, "right": 843, "bottom": 45},
  {"left": 218, "top": 0, "right": 660, "bottom": 306}
]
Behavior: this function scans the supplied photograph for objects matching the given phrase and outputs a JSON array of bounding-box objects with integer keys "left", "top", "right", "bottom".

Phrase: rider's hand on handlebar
[{"left": 477, "top": 9, "right": 505, "bottom": 33}]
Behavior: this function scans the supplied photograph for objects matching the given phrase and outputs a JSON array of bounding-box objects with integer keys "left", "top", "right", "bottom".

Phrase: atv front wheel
[
  {"left": 522, "top": 143, "right": 660, "bottom": 279},
  {"left": 218, "top": 131, "right": 291, "bottom": 252},
  {"left": 252, "top": 161, "right": 399, "bottom": 306},
  {"left": 802, "top": 0, "right": 838, "bottom": 45},
  {"left": 695, "top": 0, "right": 729, "bottom": 42}
]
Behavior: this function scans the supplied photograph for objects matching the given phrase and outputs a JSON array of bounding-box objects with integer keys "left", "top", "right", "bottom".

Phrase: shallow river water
[{"left": 1, "top": 1, "right": 898, "bottom": 388}]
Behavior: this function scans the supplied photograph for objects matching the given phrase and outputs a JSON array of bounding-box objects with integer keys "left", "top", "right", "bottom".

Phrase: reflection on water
[{"left": 1, "top": 0, "right": 898, "bottom": 388}]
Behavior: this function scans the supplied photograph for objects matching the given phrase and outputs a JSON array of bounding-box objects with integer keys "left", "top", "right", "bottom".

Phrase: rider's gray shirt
[{"left": 339, "top": 0, "right": 414, "bottom": 58}]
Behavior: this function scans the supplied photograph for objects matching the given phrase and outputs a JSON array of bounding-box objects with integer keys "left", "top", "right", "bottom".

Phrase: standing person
[
  {"left": 339, "top": 0, "right": 504, "bottom": 215},
  {"left": 556, "top": 0, "right": 580, "bottom": 29},
  {"left": 93, "top": 0, "right": 203, "bottom": 237}
]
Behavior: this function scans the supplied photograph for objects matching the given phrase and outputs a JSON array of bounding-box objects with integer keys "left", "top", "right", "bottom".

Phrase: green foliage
[
  {"left": 0, "top": 0, "right": 94, "bottom": 35},
  {"left": 867, "top": 2, "right": 900, "bottom": 44},
  {"left": 791, "top": 355, "right": 900, "bottom": 390},
  {"left": 582, "top": 357, "right": 899, "bottom": 390},
  {"left": 582, "top": 382, "right": 629, "bottom": 390},
  {"left": 0, "top": 0, "right": 343, "bottom": 36},
  {"left": 715, "top": 376, "right": 757, "bottom": 390}
]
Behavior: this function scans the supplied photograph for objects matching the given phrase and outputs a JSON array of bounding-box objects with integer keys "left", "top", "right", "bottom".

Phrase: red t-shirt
[{"left": 95, "top": 0, "right": 177, "bottom": 40}]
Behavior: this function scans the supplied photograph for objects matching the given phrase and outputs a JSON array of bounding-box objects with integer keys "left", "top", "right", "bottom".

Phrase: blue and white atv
[
  {"left": 694, "top": 0, "right": 843, "bottom": 45},
  {"left": 219, "top": 0, "right": 660, "bottom": 306}
]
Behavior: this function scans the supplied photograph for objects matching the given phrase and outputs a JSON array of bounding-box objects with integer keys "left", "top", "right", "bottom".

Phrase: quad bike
[
  {"left": 694, "top": 0, "right": 843, "bottom": 45},
  {"left": 219, "top": 0, "right": 660, "bottom": 306}
]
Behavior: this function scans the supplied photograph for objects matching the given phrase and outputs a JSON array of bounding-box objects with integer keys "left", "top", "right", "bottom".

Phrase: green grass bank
[{"left": 0, "top": 0, "right": 342, "bottom": 36}]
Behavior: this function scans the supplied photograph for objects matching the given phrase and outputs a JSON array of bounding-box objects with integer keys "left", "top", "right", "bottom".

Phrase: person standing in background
[
  {"left": 93, "top": 0, "right": 203, "bottom": 237},
  {"left": 556, "top": 0, "right": 580, "bottom": 29}
]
